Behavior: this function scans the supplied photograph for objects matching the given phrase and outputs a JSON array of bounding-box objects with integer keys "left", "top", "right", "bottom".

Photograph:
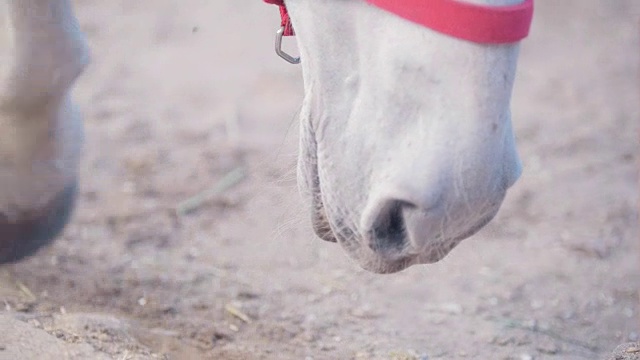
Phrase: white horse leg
[{"left": 0, "top": 0, "right": 90, "bottom": 263}]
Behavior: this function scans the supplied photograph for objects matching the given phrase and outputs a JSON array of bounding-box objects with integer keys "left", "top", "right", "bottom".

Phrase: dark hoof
[{"left": 0, "top": 181, "right": 78, "bottom": 264}]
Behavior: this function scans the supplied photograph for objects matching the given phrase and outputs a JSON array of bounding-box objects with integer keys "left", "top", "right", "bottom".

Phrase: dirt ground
[{"left": 0, "top": 0, "right": 638, "bottom": 359}]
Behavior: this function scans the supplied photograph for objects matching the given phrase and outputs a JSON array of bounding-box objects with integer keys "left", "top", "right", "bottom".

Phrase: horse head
[{"left": 270, "top": 0, "right": 533, "bottom": 273}]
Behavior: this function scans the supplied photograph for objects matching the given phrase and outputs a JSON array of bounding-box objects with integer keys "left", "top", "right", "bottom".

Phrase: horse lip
[
  {"left": 357, "top": 252, "right": 418, "bottom": 274},
  {"left": 304, "top": 168, "right": 337, "bottom": 242},
  {"left": 310, "top": 203, "right": 338, "bottom": 243},
  {"left": 302, "top": 132, "right": 337, "bottom": 243}
]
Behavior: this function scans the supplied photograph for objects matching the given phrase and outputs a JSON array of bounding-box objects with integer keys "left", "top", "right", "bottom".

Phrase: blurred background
[{"left": 0, "top": 0, "right": 638, "bottom": 359}]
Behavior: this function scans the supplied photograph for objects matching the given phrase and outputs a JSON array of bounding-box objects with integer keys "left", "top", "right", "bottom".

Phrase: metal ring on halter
[{"left": 275, "top": 27, "right": 300, "bottom": 64}]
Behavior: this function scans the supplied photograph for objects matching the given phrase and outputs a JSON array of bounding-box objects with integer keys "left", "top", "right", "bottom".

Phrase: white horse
[
  {"left": 267, "top": 0, "right": 533, "bottom": 273},
  {"left": 0, "top": 0, "right": 89, "bottom": 263}
]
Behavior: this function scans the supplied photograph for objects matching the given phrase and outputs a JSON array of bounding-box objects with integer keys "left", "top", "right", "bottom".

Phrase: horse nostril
[{"left": 368, "top": 200, "right": 414, "bottom": 253}]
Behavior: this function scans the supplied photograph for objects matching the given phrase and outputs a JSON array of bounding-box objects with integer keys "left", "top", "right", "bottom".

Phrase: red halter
[
  {"left": 264, "top": 0, "right": 533, "bottom": 44},
  {"left": 264, "top": 0, "right": 295, "bottom": 36}
]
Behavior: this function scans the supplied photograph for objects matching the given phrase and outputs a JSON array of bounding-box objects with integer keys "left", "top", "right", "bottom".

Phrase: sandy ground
[{"left": 0, "top": 0, "right": 638, "bottom": 359}]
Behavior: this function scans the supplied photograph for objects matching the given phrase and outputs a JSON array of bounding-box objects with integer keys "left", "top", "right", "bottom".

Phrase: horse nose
[
  {"left": 361, "top": 188, "right": 445, "bottom": 259},
  {"left": 0, "top": 181, "right": 77, "bottom": 264}
]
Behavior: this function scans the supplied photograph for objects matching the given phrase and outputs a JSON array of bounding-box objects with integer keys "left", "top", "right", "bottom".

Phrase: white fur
[
  {"left": 0, "top": 0, "right": 89, "bottom": 220},
  {"left": 288, "top": 0, "right": 524, "bottom": 273}
]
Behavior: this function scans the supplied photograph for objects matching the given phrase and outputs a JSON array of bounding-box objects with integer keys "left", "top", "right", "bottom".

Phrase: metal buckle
[{"left": 275, "top": 27, "right": 300, "bottom": 65}]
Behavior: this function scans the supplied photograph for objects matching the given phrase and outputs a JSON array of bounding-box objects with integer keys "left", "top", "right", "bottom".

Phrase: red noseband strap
[
  {"left": 368, "top": 0, "right": 533, "bottom": 43},
  {"left": 264, "top": 0, "right": 533, "bottom": 44}
]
